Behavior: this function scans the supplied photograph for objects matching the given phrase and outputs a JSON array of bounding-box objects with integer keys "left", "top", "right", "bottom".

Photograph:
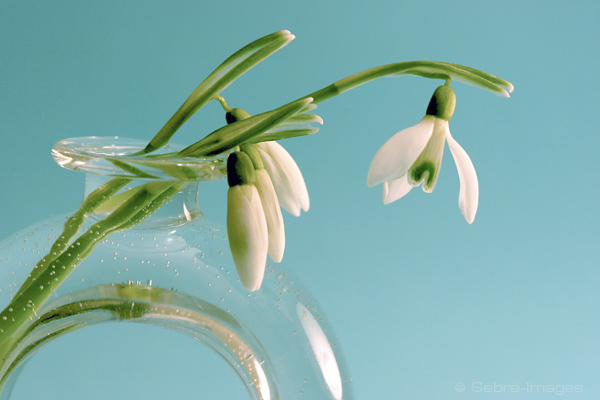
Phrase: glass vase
[{"left": 0, "top": 137, "right": 353, "bottom": 400}]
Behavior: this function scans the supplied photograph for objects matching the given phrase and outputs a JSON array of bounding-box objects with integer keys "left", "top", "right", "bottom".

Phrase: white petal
[
  {"left": 382, "top": 174, "right": 413, "bottom": 205},
  {"left": 257, "top": 141, "right": 309, "bottom": 215},
  {"left": 446, "top": 130, "right": 479, "bottom": 224},
  {"left": 367, "top": 116, "right": 435, "bottom": 187},
  {"left": 264, "top": 141, "right": 310, "bottom": 212},
  {"left": 227, "top": 185, "right": 268, "bottom": 291},
  {"left": 257, "top": 148, "right": 300, "bottom": 216},
  {"left": 255, "top": 169, "right": 285, "bottom": 262}
]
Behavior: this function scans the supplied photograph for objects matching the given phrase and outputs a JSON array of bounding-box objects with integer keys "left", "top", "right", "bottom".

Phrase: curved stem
[{"left": 303, "top": 60, "right": 513, "bottom": 105}]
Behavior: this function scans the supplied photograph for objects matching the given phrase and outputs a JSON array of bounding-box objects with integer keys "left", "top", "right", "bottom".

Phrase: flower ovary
[
  {"left": 425, "top": 85, "right": 456, "bottom": 121},
  {"left": 227, "top": 151, "right": 256, "bottom": 187}
]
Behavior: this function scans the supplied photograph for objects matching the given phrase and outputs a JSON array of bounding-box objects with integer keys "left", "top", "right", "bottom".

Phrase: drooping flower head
[
  {"left": 226, "top": 151, "right": 269, "bottom": 291},
  {"left": 367, "top": 84, "right": 479, "bottom": 224},
  {"left": 222, "top": 99, "right": 313, "bottom": 291}
]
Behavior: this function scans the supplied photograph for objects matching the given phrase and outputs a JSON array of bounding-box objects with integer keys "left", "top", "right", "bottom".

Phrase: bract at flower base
[{"left": 0, "top": 137, "right": 352, "bottom": 400}]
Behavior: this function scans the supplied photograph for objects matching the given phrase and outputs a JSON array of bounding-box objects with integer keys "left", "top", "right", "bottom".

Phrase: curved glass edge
[
  {"left": 0, "top": 284, "right": 274, "bottom": 400},
  {"left": 0, "top": 213, "right": 354, "bottom": 400},
  {"left": 52, "top": 137, "right": 228, "bottom": 181}
]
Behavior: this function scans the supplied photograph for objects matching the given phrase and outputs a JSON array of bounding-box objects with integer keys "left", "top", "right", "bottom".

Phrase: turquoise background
[{"left": 1, "top": 1, "right": 598, "bottom": 399}]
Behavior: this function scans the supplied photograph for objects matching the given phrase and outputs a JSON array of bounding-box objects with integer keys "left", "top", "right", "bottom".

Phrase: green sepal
[{"left": 227, "top": 151, "right": 256, "bottom": 187}]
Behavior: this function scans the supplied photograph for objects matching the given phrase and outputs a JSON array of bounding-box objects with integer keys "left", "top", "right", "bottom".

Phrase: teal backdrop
[{"left": 1, "top": 1, "right": 598, "bottom": 399}]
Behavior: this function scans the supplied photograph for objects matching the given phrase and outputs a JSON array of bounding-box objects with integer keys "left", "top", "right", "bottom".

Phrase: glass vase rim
[{"left": 52, "top": 136, "right": 228, "bottom": 181}]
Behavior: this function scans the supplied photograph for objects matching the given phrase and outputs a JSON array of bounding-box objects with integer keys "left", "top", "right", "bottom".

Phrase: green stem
[
  {"left": 303, "top": 61, "right": 513, "bottom": 104},
  {"left": 0, "top": 180, "right": 187, "bottom": 362},
  {"left": 14, "top": 178, "right": 131, "bottom": 299}
]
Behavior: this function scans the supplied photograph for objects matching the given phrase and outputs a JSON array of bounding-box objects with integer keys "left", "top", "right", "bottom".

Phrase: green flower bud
[
  {"left": 226, "top": 107, "right": 252, "bottom": 124},
  {"left": 425, "top": 85, "right": 456, "bottom": 121},
  {"left": 227, "top": 151, "right": 256, "bottom": 187}
]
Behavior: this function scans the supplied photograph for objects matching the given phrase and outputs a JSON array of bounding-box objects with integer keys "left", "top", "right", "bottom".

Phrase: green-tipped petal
[
  {"left": 446, "top": 130, "right": 479, "bottom": 224},
  {"left": 227, "top": 185, "right": 268, "bottom": 291},
  {"left": 408, "top": 118, "right": 448, "bottom": 193},
  {"left": 367, "top": 116, "right": 435, "bottom": 187}
]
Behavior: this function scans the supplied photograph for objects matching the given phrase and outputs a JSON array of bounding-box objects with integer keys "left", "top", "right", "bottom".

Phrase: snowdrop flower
[
  {"left": 367, "top": 84, "right": 479, "bottom": 224},
  {"left": 226, "top": 151, "right": 268, "bottom": 291},
  {"left": 241, "top": 144, "right": 285, "bottom": 263},
  {"left": 256, "top": 141, "right": 309, "bottom": 217}
]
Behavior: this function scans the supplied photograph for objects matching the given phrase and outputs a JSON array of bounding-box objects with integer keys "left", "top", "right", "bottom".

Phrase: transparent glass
[{"left": 0, "top": 137, "right": 353, "bottom": 399}]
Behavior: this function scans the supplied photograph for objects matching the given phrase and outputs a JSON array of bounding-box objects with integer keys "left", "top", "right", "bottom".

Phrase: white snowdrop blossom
[
  {"left": 256, "top": 141, "right": 309, "bottom": 217},
  {"left": 226, "top": 151, "right": 268, "bottom": 291},
  {"left": 367, "top": 85, "right": 479, "bottom": 224}
]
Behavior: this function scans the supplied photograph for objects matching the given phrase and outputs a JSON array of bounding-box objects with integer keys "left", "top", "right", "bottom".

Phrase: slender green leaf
[
  {"left": 178, "top": 98, "right": 314, "bottom": 157},
  {"left": 140, "top": 30, "right": 295, "bottom": 154}
]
